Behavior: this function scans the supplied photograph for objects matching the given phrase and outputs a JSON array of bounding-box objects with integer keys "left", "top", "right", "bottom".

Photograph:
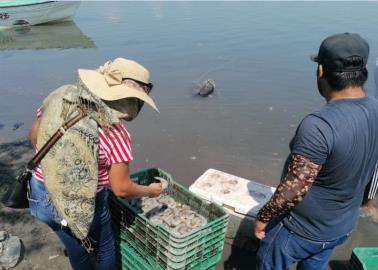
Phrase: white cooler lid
[{"left": 189, "top": 169, "right": 275, "bottom": 217}]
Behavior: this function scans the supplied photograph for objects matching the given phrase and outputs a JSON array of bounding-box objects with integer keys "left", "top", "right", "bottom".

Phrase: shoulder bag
[{"left": 1, "top": 111, "right": 86, "bottom": 209}]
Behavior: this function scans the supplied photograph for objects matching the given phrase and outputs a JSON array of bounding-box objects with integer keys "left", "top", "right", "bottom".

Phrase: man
[{"left": 254, "top": 33, "right": 378, "bottom": 270}]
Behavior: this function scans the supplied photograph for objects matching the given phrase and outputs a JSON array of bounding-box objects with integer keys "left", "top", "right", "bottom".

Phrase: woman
[{"left": 28, "top": 58, "right": 162, "bottom": 270}]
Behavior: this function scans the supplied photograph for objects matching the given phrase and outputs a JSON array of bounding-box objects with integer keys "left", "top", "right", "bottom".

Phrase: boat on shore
[{"left": 0, "top": 1, "right": 80, "bottom": 28}]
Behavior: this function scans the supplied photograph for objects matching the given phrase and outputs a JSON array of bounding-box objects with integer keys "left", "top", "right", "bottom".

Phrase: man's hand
[{"left": 254, "top": 220, "right": 267, "bottom": 240}]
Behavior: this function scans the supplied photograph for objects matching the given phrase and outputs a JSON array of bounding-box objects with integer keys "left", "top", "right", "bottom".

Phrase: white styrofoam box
[
  {"left": 189, "top": 168, "right": 276, "bottom": 218},
  {"left": 190, "top": 169, "right": 276, "bottom": 251}
]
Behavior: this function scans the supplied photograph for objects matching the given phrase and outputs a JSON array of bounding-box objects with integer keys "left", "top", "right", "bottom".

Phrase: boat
[
  {"left": 0, "top": 21, "right": 95, "bottom": 50},
  {"left": 0, "top": 1, "right": 80, "bottom": 28}
]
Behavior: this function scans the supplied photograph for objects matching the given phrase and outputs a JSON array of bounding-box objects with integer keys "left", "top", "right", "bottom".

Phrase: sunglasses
[{"left": 122, "top": 77, "right": 153, "bottom": 94}]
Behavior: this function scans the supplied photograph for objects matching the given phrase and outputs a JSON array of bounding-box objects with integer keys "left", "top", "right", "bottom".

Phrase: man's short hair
[{"left": 323, "top": 68, "right": 368, "bottom": 91}]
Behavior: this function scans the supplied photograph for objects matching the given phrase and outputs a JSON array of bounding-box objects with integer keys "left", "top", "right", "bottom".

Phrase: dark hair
[{"left": 323, "top": 68, "right": 368, "bottom": 91}]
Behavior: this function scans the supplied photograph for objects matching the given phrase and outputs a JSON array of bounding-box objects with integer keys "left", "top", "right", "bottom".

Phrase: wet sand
[
  {"left": 0, "top": 138, "right": 70, "bottom": 269},
  {"left": 1, "top": 138, "right": 377, "bottom": 270}
]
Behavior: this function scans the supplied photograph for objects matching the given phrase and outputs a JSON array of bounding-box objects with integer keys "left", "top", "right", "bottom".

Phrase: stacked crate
[
  {"left": 109, "top": 168, "right": 229, "bottom": 270},
  {"left": 349, "top": 247, "right": 378, "bottom": 270}
]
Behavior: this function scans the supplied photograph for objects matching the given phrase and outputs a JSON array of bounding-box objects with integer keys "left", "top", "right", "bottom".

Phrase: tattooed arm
[{"left": 256, "top": 154, "right": 322, "bottom": 223}]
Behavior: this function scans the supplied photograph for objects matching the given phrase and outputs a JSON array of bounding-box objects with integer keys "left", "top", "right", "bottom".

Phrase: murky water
[{"left": 1, "top": 2, "right": 377, "bottom": 268}]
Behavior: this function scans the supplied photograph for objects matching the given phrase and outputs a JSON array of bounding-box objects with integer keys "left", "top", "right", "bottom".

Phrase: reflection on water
[{"left": 0, "top": 21, "right": 95, "bottom": 50}]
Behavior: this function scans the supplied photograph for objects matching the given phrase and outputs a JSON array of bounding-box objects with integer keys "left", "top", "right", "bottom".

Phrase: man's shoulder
[
  {"left": 311, "top": 97, "right": 378, "bottom": 119},
  {"left": 300, "top": 97, "right": 378, "bottom": 138},
  {"left": 364, "top": 96, "right": 378, "bottom": 106},
  {"left": 299, "top": 113, "right": 330, "bottom": 130}
]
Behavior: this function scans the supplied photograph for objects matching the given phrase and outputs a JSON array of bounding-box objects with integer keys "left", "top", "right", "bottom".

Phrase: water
[{"left": 1, "top": 1, "right": 377, "bottom": 268}]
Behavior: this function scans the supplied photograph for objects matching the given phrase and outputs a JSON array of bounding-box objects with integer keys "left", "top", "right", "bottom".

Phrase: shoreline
[{"left": 0, "top": 138, "right": 377, "bottom": 270}]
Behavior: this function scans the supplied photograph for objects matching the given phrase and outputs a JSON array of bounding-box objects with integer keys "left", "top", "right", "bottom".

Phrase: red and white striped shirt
[{"left": 33, "top": 107, "right": 133, "bottom": 191}]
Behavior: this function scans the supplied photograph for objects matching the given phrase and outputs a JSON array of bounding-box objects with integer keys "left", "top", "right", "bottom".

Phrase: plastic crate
[
  {"left": 109, "top": 168, "right": 229, "bottom": 270},
  {"left": 349, "top": 247, "right": 378, "bottom": 270},
  {"left": 115, "top": 228, "right": 225, "bottom": 269},
  {"left": 113, "top": 220, "right": 226, "bottom": 263},
  {"left": 117, "top": 240, "right": 151, "bottom": 270},
  {"left": 117, "top": 240, "right": 218, "bottom": 270},
  {"left": 110, "top": 202, "right": 227, "bottom": 260}
]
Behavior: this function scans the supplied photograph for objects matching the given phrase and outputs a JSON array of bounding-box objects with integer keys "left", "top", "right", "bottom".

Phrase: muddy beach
[
  {"left": 0, "top": 138, "right": 70, "bottom": 270},
  {"left": 0, "top": 138, "right": 377, "bottom": 270}
]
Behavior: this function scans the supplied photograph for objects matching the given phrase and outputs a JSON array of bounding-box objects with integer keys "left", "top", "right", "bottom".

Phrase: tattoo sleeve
[{"left": 256, "top": 154, "right": 322, "bottom": 223}]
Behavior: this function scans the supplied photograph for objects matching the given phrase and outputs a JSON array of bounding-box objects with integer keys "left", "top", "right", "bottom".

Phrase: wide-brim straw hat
[{"left": 78, "top": 58, "right": 158, "bottom": 111}]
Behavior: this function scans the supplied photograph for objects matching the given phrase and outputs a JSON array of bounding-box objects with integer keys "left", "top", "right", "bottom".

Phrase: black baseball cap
[{"left": 311, "top": 33, "right": 369, "bottom": 72}]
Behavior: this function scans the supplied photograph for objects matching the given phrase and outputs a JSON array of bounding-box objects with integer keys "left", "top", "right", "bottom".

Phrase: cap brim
[
  {"left": 310, "top": 54, "right": 318, "bottom": 62},
  {"left": 78, "top": 69, "right": 159, "bottom": 112}
]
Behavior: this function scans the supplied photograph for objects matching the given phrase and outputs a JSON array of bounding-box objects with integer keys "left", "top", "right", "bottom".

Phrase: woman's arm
[
  {"left": 109, "top": 162, "right": 162, "bottom": 198},
  {"left": 28, "top": 118, "right": 40, "bottom": 149}
]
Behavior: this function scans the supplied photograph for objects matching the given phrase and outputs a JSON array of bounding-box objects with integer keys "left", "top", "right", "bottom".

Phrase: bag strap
[{"left": 26, "top": 111, "right": 86, "bottom": 170}]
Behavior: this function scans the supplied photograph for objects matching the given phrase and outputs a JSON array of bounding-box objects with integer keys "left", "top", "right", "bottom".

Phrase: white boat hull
[{"left": 0, "top": 1, "right": 80, "bottom": 28}]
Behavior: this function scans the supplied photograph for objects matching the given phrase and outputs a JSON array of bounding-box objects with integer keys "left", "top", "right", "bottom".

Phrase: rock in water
[
  {"left": 0, "top": 231, "right": 21, "bottom": 269},
  {"left": 198, "top": 79, "right": 215, "bottom": 97},
  {"left": 12, "top": 122, "right": 24, "bottom": 131}
]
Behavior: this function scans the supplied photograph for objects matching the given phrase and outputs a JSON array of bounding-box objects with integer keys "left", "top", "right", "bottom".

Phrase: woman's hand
[
  {"left": 148, "top": 183, "right": 163, "bottom": 197},
  {"left": 109, "top": 162, "right": 162, "bottom": 198}
]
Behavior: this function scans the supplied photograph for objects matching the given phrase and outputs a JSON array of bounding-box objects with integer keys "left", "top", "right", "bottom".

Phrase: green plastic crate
[
  {"left": 117, "top": 240, "right": 219, "bottom": 270},
  {"left": 109, "top": 168, "right": 229, "bottom": 270},
  {"left": 110, "top": 205, "right": 227, "bottom": 260},
  {"left": 115, "top": 229, "right": 225, "bottom": 269},
  {"left": 117, "top": 240, "right": 151, "bottom": 270},
  {"left": 113, "top": 218, "right": 227, "bottom": 260},
  {"left": 349, "top": 247, "right": 378, "bottom": 270}
]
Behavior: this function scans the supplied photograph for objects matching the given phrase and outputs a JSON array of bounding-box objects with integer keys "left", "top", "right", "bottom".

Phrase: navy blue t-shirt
[{"left": 283, "top": 96, "right": 378, "bottom": 241}]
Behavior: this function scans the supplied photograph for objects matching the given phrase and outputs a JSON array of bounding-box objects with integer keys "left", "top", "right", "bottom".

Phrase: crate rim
[{"left": 112, "top": 167, "right": 229, "bottom": 238}]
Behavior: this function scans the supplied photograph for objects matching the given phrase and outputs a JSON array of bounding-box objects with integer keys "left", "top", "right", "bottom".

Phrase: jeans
[
  {"left": 256, "top": 218, "right": 349, "bottom": 270},
  {"left": 28, "top": 176, "right": 116, "bottom": 270}
]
